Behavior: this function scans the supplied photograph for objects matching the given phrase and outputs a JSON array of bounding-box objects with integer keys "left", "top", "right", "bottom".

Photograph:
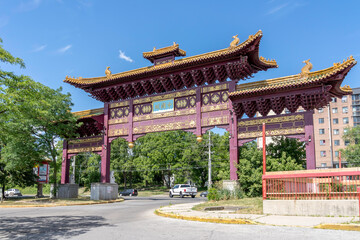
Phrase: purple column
[
  {"left": 61, "top": 140, "right": 70, "bottom": 184},
  {"left": 128, "top": 99, "right": 134, "bottom": 144},
  {"left": 101, "top": 102, "right": 111, "bottom": 183},
  {"left": 229, "top": 81, "right": 238, "bottom": 180},
  {"left": 305, "top": 111, "right": 316, "bottom": 169},
  {"left": 195, "top": 88, "right": 202, "bottom": 137}
]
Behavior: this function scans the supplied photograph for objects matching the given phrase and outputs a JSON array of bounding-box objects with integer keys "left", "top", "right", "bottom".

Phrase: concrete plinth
[
  {"left": 91, "top": 183, "right": 118, "bottom": 200},
  {"left": 222, "top": 180, "right": 240, "bottom": 192},
  {"left": 263, "top": 200, "right": 359, "bottom": 217},
  {"left": 58, "top": 184, "right": 79, "bottom": 199}
]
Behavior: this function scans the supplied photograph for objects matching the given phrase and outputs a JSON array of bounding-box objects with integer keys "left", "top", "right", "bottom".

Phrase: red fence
[{"left": 262, "top": 168, "right": 360, "bottom": 200}]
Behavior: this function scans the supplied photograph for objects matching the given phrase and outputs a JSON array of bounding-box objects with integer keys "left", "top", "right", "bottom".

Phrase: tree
[
  {"left": 0, "top": 37, "right": 78, "bottom": 198},
  {"left": 342, "top": 126, "right": 360, "bottom": 166},
  {"left": 237, "top": 141, "right": 304, "bottom": 197},
  {"left": 267, "top": 136, "right": 306, "bottom": 167}
]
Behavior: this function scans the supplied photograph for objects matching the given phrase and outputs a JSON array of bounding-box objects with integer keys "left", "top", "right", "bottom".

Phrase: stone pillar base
[
  {"left": 58, "top": 184, "right": 79, "bottom": 199},
  {"left": 222, "top": 180, "right": 240, "bottom": 192},
  {"left": 91, "top": 183, "right": 118, "bottom": 200}
]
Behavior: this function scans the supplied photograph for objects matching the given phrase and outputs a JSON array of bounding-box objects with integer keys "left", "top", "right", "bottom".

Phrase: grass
[
  {"left": 137, "top": 189, "right": 168, "bottom": 197},
  {"left": 192, "top": 197, "right": 263, "bottom": 214}
]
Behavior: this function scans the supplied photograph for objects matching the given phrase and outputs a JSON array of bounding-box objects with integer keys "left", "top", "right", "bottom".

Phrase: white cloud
[
  {"left": 267, "top": 3, "right": 289, "bottom": 15},
  {"left": 57, "top": 44, "right": 72, "bottom": 53},
  {"left": 17, "top": 0, "right": 42, "bottom": 12},
  {"left": 32, "top": 44, "right": 47, "bottom": 52},
  {"left": 119, "top": 50, "right": 134, "bottom": 63}
]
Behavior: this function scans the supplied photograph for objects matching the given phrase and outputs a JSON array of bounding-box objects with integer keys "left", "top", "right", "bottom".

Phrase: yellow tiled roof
[
  {"left": 73, "top": 108, "right": 104, "bottom": 119},
  {"left": 143, "top": 43, "right": 186, "bottom": 59},
  {"left": 64, "top": 30, "right": 277, "bottom": 86},
  {"left": 230, "top": 56, "right": 356, "bottom": 97}
]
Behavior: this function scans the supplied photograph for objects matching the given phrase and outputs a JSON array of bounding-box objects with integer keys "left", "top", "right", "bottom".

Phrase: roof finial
[
  {"left": 153, "top": 47, "right": 156, "bottom": 52},
  {"left": 229, "top": 34, "right": 240, "bottom": 48},
  {"left": 105, "top": 66, "right": 112, "bottom": 78},
  {"left": 299, "top": 59, "right": 313, "bottom": 79}
]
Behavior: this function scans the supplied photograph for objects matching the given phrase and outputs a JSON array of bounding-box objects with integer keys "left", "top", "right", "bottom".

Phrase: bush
[
  {"left": 207, "top": 188, "right": 220, "bottom": 201},
  {"left": 207, "top": 183, "right": 244, "bottom": 201}
]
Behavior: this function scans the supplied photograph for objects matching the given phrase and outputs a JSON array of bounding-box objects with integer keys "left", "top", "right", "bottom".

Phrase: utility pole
[{"left": 208, "top": 131, "right": 212, "bottom": 190}]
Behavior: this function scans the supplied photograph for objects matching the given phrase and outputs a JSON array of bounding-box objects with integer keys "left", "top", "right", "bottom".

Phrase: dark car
[
  {"left": 200, "top": 191, "right": 208, "bottom": 197},
  {"left": 119, "top": 189, "right": 138, "bottom": 197}
]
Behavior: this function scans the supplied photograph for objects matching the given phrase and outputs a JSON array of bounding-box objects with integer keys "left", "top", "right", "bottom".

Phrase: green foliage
[
  {"left": 0, "top": 37, "right": 77, "bottom": 197},
  {"left": 207, "top": 187, "right": 220, "bottom": 201},
  {"left": 342, "top": 126, "right": 360, "bottom": 166},
  {"left": 237, "top": 141, "right": 304, "bottom": 197}
]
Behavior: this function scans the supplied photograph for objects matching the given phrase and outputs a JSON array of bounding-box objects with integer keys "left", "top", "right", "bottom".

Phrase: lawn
[{"left": 192, "top": 197, "right": 263, "bottom": 214}]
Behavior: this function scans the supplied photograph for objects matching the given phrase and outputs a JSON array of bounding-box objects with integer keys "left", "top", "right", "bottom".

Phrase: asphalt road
[{"left": 0, "top": 196, "right": 359, "bottom": 240}]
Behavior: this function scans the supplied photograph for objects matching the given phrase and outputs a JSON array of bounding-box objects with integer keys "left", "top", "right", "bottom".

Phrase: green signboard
[{"left": 153, "top": 99, "right": 174, "bottom": 113}]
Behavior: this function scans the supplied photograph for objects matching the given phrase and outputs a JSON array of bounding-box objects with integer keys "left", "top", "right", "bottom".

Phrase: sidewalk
[{"left": 155, "top": 202, "right": 360, "bottom": 230}]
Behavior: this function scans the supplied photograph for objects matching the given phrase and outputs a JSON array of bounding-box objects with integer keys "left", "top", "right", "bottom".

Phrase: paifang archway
[{"left": 61, "top": 30, "right": 356, "bottom": 184}]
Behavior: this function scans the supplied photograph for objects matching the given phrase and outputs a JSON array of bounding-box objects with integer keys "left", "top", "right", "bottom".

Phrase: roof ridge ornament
[
  {"left": 105, "top": 66, "right": 112, "bottom": 78},
  {"left": 299, "top": 59, "right": 313, "bottom": 79},
  {"left": 230, "top": 34, "right": 240, "bottom": 48}
]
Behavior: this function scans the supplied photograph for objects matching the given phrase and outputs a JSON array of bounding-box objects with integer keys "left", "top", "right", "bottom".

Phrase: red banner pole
[{"left": 262, "top": 123, "right": 267, "bottom": 200}]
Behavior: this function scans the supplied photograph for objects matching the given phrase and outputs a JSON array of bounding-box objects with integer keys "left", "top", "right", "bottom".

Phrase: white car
[
  {"left": 5, "top": 189, "right": 22, "bottom": 197},
  {"left": 169, "top": 184, "right": 197, "bottom": 198}
]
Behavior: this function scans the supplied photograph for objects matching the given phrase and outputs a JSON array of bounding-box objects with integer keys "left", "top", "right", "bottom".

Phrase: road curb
[
  {"left": 154, "top": 209, "right": 256, "bottom": 225},
  {"left": 315, "top": 224, "right": 360, "bottom": 232},
  {"left": 0, "top": 198, "right": 124, "bottom": 208}
]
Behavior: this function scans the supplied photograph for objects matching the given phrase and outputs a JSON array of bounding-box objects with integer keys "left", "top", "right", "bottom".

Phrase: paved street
[{"left": 0, "top": 196, "right": 360, "bottom": 239}]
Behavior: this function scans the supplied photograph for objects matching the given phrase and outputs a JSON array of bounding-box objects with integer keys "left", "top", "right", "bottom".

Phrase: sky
[{"left": 1, "top": 0, "right": 360, "bottom": 114}]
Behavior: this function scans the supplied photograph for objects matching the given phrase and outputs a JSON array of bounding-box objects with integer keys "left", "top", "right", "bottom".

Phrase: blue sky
[{"left": 1, "top": 0, "right": 360, "bottom": 113}]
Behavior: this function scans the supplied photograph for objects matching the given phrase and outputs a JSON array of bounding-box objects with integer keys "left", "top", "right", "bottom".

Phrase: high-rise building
[
  {"left": 352, "top": 87, "right": 360, "bottom": 126},
  {"left": 313, "top": 95, "right": 353, "bottom": 168}
]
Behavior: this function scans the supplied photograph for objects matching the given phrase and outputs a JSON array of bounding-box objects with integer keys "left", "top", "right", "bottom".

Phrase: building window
[
  {"left": 319, "top": 118, "right": 325, "bottom": 124},
  {"left": 319, "top": 129, "right": 325, "bottom": 134},
  {"left": 332, "top": 108, "right": 338, "bottom": 113},
  {"left": 343, "top": 117, "right": 349, "bottom": 124},
  {"left": 318, "top": 108, "right": 324, "bottom": 113},
  {"left": 342, "top": 96, "right": 347, "bottom": 102},
  {"left": 345, "top": 140, "right": 350, "bottom": 146},
  {"left": 335, "top": 151, "right": 339, "bottom": 157},
  {"left": 321, "top": 163, "right": 327, "bottom": 167},
  {"left": 333, "top": 118, "right": 339, "bottom": 124},
  {"left": 333, "top": 129, "right": 339, "bottom": 135},
  {"left": 320, "top": 151, "right": 326, "bottom": 157},
  {"left": 320, "top": 140, "right": 326, "bottom": 145},
  {"left": 342, "top": 107, "right": 348, "bottom": 114},
  {"left": 334, "top": 140, "right": 340, "bottom": 146},
  {"left": 332, "top": 97, "right": 337, "bottom": 102},
  {"left": 344, "top": 128, "right": 349, "bottom": 134}
]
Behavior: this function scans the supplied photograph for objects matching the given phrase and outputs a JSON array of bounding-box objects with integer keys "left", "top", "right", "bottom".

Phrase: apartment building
[
  {"left": 313, "top": 95, "right": 353, "bottom": 168},
  {"left": 353, "top": 87, "right": 360, "bottom": 126}
]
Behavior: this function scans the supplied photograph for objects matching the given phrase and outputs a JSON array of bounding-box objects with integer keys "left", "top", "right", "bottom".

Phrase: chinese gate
[{"left": 61, "top": 30, "right": 356, "bottom": 185}]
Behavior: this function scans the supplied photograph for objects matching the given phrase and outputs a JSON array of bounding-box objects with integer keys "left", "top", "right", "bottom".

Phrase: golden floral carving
[
  {"left": 108, "top": 118, "right": 129, "bottom": 125},
  {"left": 202, "top": 116, "right": 229, "bottom": 126},
  {"left": 133, "top": 89, "right": 196, "bottom": 104},
  {"left": 201, "top": 103, "right": 228, "bottom": 113},
  {"left": 133, "top": 108, "right": 196, "bottom": 122},
  {"left": 108, "top": 128, "right": 129, "bottom": 137},
  {"left": 201, "top": 84, "right": 229, "bottom": 93},
  {"left": 238, "top": 114, "right": 304, "bottom": 127},
  {"left": 238, "top": 127, "right": 305, "bottom": 139},
  {"left": 68, "top": 146, "right": 102, "bottom": 154},
  {"left": 133, "top": 120, "right": 196, "bottom": 134},
  {"left": 110, "top": 101, "right": 129, "bottom": 109},
  {"left": 68, "top": 137, "right": 102, "bottom": 145}
]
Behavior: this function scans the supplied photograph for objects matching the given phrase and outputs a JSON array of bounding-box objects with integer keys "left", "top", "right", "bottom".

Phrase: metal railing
[{"left": 262, "top": 168, "right": 360, "bottom": 200}]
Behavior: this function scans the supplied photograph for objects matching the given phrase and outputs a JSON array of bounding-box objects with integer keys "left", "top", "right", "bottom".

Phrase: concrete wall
[
  {"left": 91, "top": 183, "right": 118, "bottom": 200},
  {"left": 58, "top": 184, "right": 79, "bottom": 199},
  {"left": 263, "top": 200, "right": 359, "bottom": 217}
]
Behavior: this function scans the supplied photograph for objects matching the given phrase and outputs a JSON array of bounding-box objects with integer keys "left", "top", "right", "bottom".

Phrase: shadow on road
[{"left": 0, "top": 215, "right": 111, "bottom": 239}]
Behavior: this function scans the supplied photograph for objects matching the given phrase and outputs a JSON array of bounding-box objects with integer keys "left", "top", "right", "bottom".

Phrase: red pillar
[
  {"left": 229, "top": 81, "right": 238, "bottom": 180},
  {"left": 61, "top": 140, "right": 70, "bottom": 184},
  {"left": 262, "top": 123, "right": 267, "bottom": 200},
  {"left": 101, "top": 102, "right": 111, "bottom": 183}
]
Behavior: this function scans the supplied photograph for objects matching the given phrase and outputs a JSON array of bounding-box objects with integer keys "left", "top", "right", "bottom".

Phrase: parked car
[
  {"left": 5, "top": 189, "right": 22, "bottom": 197},
  {"left": 119, "top": 189, "right": 138, "bottom": 197},
  {"left": 169, "top": 184, "right": 197, "bottom": 198},
  {"left": 200, "top": 191, "right": 208, "bottom": 197}
]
